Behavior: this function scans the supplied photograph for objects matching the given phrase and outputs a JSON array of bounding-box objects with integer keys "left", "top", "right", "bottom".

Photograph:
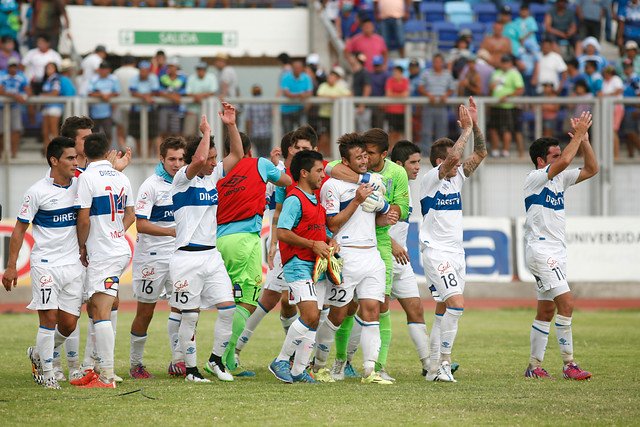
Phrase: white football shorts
[
  {"left": 263, "top": 249, "right": 287, "bottom": 293},
  {"left": 391, "top": 260, "right": 420, "bottom": 300},
  {"left": 85, "top": 255, "right": 130, "bottom": 299},
  {"left": 327, "top": 246, "right": 385, "bottom": 307},
  {"left": 525, "top": 243, "right": 571, "bottom": 301},
  {"left": 421, "top": 247, "right": 466, "bottom": 302},
  {"left": 132, "top": 257, "right": 172, "bottom": 303},
  {"left": 28, "top": 263, "right": 84, "bottom": 316}
]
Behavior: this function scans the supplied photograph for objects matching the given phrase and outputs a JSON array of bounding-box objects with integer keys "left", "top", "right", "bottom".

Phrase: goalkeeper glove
[
  {"left": 361, "top": 191, "right": 390, "bottom": 214},
  {"left": 358, "top": 172, "right": 387, "bottom": 195}
]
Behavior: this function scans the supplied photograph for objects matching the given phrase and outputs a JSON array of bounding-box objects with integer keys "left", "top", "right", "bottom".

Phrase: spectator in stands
[
  {"left": 40, "top": 62, "right": 62, "bottom": 153},
  {"left": 0, "top": 0, "right": 20, "bottom": 46},
  {"left": 22, "top": 34, "right": 61, "bottom": 96},
  {"left": 29, "top": 0, "right": 68, "bottom": 50},
  {"left": 514, "top": 4, "right": 540, "bottom": 54},
  {"left": 129, "top": 60, "right": 160, "bottom": 154},
  {"left": 58, "top": 58, "right": 76, "bottom": 97},
  {"left": 244, "top": 84, "right": 272, "bottom": 157},
  {"left": 151, "top": 50, "right": 167, "bottom": 77},
  {"left": 377, "top": 0, "right": 410, "bottom": 57},
  {"left": 544, "top": 0, "right": 578, "bottom": 50},
  {"left": 541, "top": 83, "right": 560, "bottom": 137},
  {"left": 518, "top": 39, "right": 539, "bottom": 96},
  {"left": 317, "top": 66, "right": 351, "bottom": 151},
  {"left": 577, "top": 0, "right": 607, "bottom": 42},
  {"left": 599, "top": 65, "right": 625, "bottom": 159},
  {"left": 80, "top": 45, "right": 107, "bottom": 96},
  {"left": 565, "top": 57, "right": 587, "bottom": 95},
  {"left": 572, "top": 79, "right": 594, "bottom": 117},
  {"left": 480, "top": 22, "right": 512, "bottom": 68},
  {"left": 370, "top": 54, "right": 390, "bottom": 129},
  {"left": 462, "top": 49, "right": 494, "bottom": 96},
  {"left": 88, "top": 61, "right": 120, "bottom": 143},
  {"left": 0, "top": 58, "right": 30, "bottom": 158},
  {"left": 620, "top": 59, "right": 640, "bottom": 157},
  {"left": 158, "top": 57, "right": 187, "bottom": 138},
  {"left": 616, "top": 40, "right": 640, "bottom": 75},
  {"left": 335, "top": 0, "right": 360, "bottom": 40},
  {"left": 277, "top": 52, "right": 292, "bottom": 85},
  {"left": 418, "top": 52, "right": 455, "bottom": 152},
  {"left": 384, "top": 65, "right": 409, "bottom": 145},
  {"left": 499, "top": 5, "right": 521, "bottom": 55},
  {"left": 113, "top": 55, "right": 139, "bottom": 149},
  {"left": 617, "top": 0, "right": 640, "bottom": 50},
  {"left": 0, "top": 36, "right": 19, "bottom": 71},
  {"left": 214, "top": 52, "right": 239, "bottom": 98},
  {"left": 578, "top": 37, "right": 607, "bottom": 72},
  {"left": 457, "top": 28, "right": 475, "bottom": 52},
  {"left": 488, "top": 54, "right": 524, "bottom": 158},
  {"left": 349, "top": 52, "right": 372, "bottom": 132},
  {"left": 408, "top": 58, "right": 421, "bottom": 96},
  {"left": 185, "top": 62, "right": 218, "bottom": 136},
  {"left": 305, "top": 53, "right": 327, "bottom": 133},
  {"left": 447, "top": 36, "right": 472, "bottom": 80},
  {"left": 280, "top": 58, "right": 312, "bottom": 133},
  {"left": 344, "top": 17, "right": 388, "bottom": 72},
  {"left": 458, "top": 54, "right": 482, "bottom": 96},
  {"left": 584, "top": 60, "right": 604, "bottom": 94},
  {"left": 532, "top": 38, "right": 567, "bottom": 94}
]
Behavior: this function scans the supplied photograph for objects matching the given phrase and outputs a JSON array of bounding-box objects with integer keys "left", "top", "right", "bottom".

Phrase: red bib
[{"left": 217, "top": 158, "right": 266, "bottom": 226}]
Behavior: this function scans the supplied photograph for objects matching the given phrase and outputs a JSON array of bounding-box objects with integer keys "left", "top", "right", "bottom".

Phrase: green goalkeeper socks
[
  {"left": 334, "top": 314, "right": 355, "bottom": 361},
  {"left": 223, "top": 305, "right": 250, "bottom": 371},
  {"left": 376, "top": 310, "right": 392, "bottom": 371}
]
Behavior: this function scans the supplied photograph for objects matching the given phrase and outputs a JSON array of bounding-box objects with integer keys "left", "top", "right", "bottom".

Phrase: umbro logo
[{"left": 221, "top": 175, "right": 247, "bottom": 187}]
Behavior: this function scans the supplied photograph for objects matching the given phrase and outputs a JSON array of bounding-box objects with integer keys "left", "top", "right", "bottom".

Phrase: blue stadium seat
[
  {"left": 445, "top": 1, "right": 473, "bottom": 25},
  {"left": 472, "top": 3, "right": 497, "bottom": 24},
  {"left": 421, "top": 1, "right": 446, "bottom": 23},
  {"left": 404, "top": 19, "right": 430, "bottom": 44},
  {"left": 458, "top": 22, "right": 486, "bottom": 46},
  {"left": 433, "top": 21, "right": 458, "bottom": 51},
  {"left": 529, "top": 3, "right": 550, "bottom": 26},
  {"left": 505, "top": 2, "right": 521, "bottom": 20}
]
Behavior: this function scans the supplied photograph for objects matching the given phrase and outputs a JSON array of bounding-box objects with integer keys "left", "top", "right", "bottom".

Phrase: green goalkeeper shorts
[
  {"left": 376, "top": 232, "right": 393, "bottom": 295},
  {"left": 217, "top": 232, "right": 262, "bottom": 306}
]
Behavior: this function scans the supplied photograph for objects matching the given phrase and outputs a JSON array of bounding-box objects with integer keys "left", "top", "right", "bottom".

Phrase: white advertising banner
[
  {"left": 515, "top": 217, "right": 640, "bottom": 282},
  {"left": 66, "top": 6, "right": 309, "bottom": 57}
]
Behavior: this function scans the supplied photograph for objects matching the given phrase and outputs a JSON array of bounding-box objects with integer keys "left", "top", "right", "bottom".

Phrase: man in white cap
[
  {"left": 185, "top": 61, "right": 218, "bottom": 136},
  {"left": 616, "top": 40, "right": 640, "bottom": 75},
  {"left": 80, "top": 45, "right": 107, "bottom": 96},
  {"left": 214, "top": 53, "right": 238, "bottom": 99}
]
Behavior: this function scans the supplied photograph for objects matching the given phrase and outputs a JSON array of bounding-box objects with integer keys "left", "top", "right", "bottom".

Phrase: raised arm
[
  {"left": 462, "top": 97, "right": 488, "bottom": 178},
  {"left": 185, "top": 115, "right": 211, "bottom": 180},
  {"left": 573, "top": 120, "right": 599, "bottom": 184},
  {"left": 220, "top": 102, "right": 244, "bottom": 174},
  {"left": 439, "top": 104, "right": 473, "bottom": 180},
  {"left": 548, "top": 111, "right": 592, "bottom": 180}
]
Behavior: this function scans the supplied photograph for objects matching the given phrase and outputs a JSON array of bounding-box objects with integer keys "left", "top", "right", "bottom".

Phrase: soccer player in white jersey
[
  {"left": 128, "top": 137, "right": 186, "bottom": 379},
  {"left": 420, "top": 101, "right": 487, "bottom": 383},
  {"left": 314, "top": 133, "right": 396, "bottom": 385},
  {"left": 2, "top": 137, "right": 83, "bottom": 389},
  {"left": 387, "top": 140, "right": 430, "bottom": 376},
  {"left": 523, "top": 112, "right": 597, "bottom": 380},
  {"left": 169, "top": 104, "right": 243, "bottom": 383},
  {"left": 74, "top": 132, "right": 135, "bottom": 388}
]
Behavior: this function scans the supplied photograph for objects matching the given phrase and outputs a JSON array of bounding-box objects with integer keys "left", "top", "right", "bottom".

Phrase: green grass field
[{"left": 1, "top": 308, "right": 639, "bottom": 426}]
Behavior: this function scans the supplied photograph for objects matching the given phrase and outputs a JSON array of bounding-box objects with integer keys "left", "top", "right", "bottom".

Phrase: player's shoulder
[{"left": 25, "top": 177, "right": 49, "bottom": 198}]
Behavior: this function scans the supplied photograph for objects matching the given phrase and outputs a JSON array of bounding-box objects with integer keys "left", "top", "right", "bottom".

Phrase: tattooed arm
[
  {"left": 462, "top": 97, "right": 488, "bottom": 178},
  {"left": 439, "top": 104, "right": 473, "bottom": 180}
]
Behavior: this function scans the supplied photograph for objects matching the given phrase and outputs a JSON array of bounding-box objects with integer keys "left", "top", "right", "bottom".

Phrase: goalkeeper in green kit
[{"left": 325, "top": 128, "right": 409, "bottom": 381}]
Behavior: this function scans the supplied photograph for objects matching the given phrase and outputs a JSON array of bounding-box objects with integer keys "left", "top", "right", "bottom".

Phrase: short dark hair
[
  {"left": 529, "top": 137, "right": 560, "bottom": 166},
  {"left": 566, "top": 57, "right": 579, "bottom": 68},
  {"left": 60, "top": 116, "right": 94, "bottom": 139},
  {"left": 280, "top": 131, "right": 294, "bottom": 159},
  {"left": 430, "top": 137, "right": 455, "bottom": 167},
  {"left": 46, "top": 136, "right": 75, "bottom": 167},
  {"left": 362, "top": 128, "right": 389, "bottom": 153},
  {"left": 36, "top": 33, "right": 50, "bottom": 43},
  {"left": 337, "top": 132, "right": 366, "bottom": 160},
  {"left": 290, "top": 150, "right": 323, "bottom": 182},
  {"left": 432, "top": 52, "right": 445, "bottom": 62},
  {"left": 574, "top": 79, "right": 589, "bottom": 92},
  {"left": 160, "top": 136, "right": 186, "bottom": 158},
  {"left": 585, "top": 60, "right": 598, "bottom": 70},
  {"left": 291, "top": 125, "right": 318, "bottom": 148},
  {"left": 224, "top": 132, "right": 252, "bottom": 156},
  {"left": 185, "top": 135, "right": 215, "bottom": 164},
  {"left": 391, "top": 140, "right": 421, "bottom": 164},
  {"left": 83, "top": 133, "right": 109, "bottom": 159}
]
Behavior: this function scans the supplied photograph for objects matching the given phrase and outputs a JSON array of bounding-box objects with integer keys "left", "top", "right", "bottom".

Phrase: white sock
[
  {"left": 53, "top": 327, "right": 67, "bottom": 371},
  {"left": 555, "top": 315, "right": 574, "bottom": 365},
  {"left": 36, "top": 326, "right": 55, "bottom": 378},
  {"left": 319, "top": 307, "right": 329, "bottom": 325},
  {"left": 313, "top": 319, "right": 338, "bottom": 369},
  {"left": 213, "top": 305, "right": 235, "bottom": 358},
  {"left": 280, "top": 313, "right": 299, "bottom": 335},
  {"left": 440, "top": 307, "right": 463, "bottom": 364},
  {"left": 179, "top": 312, "right": 199, "bottom": 368},
  {"left": 82, "top": 317, "right": 95, "bottom": 369},
  {"left": 167, "top": 312, "right": 182, "bottom": 363},
  {"left": 130, "top": 333, "right": 147, "bottom": 367},
  {"left": 346, "top": 316, "right": 363, "bottom": 362},
  {"left": 277, "top": 317, "right": 307, "bottom": 362},
  {"left": 291, "top": 325, "right": 316, "bottom": 377},
  {"left": 359, "top": 319, "right": 381, "bottom": 377},
  {"left": 429, "top": 314, "right": 442, "bottom": 371},
  {"left": 110, "top": 309, "right": 118, "bottom": 337},
  {"left": 408, "top": 322, "right": 430, "bottom": 370},
  {"left": 65, "top": 325, "right": 80, "bottom": 371},
  {"left": 237, "top": 304, "right": 268, "bottom": 352},
  {"left": 530, "top": 319, "right": 551, "bottom": 368},
  {"left": 94, "top": 320, "right": 115, "bottom": 381}
]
